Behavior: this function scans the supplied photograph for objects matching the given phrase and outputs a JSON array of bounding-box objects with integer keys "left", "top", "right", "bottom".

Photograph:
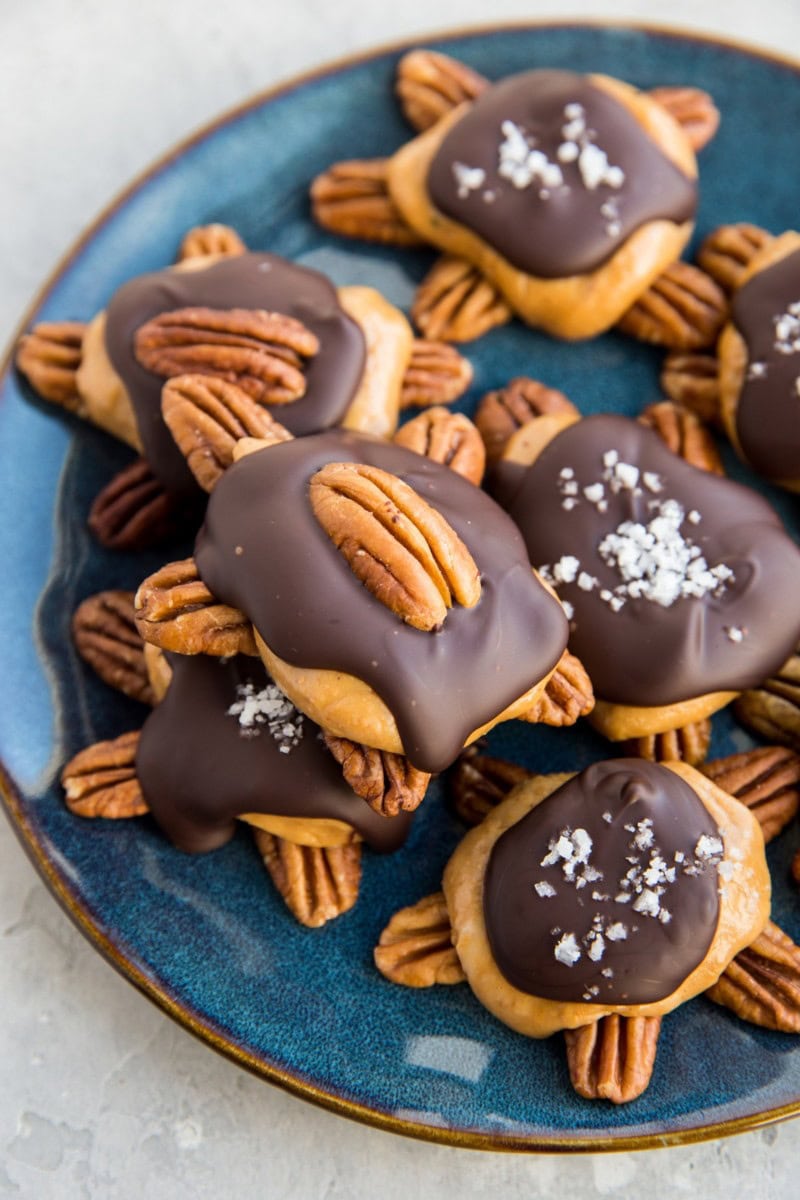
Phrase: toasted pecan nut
[
  {"left": 399, "top": 339, "right": 473, "bottom": 409},
  {"left": 72, "top": 591, "right": 154, "bottom": 706},
  {"left": 16, "top": 321, "right": 86, "bottom": 409},
  {"left": 177, "top": 223, "right": 247, "bottom": 262},
  {"left": 394, "top": 407, "right": 485, "bottom": 485},
  {"left": 322, "top": 732, "right": 430, "bottom": 816},
  {"left": 395, "top": 48, "right": 489, "bottom": 132},
  {"left": 61, "top": 731, "right": 147, "bottom": 819},
  {"left": 564, "top": 1015, "right": 662, "bottom": 1104},
  {"left": 475, "top": 376, "right": 578, "bottom": 463},
  {"left": 706, "top": 920, "right": 800, "bottom": 1032},
  {"left": 162, "top": 374, "right": 292, "bottom": 492},
  {"left": 660, "top": 352, "right": 721, "bottom": 426},
  {"left": 520, "top": 650, "right": 594, "bottom": 727},
  {"left": 623, "top": 719, "right": 711, "bottom": 768},
  {"left": 647, "top": 86, "right": 720, "bottom": 152},
  {"left": 735, "top": 647, "right": 800, "bottom": 753},
  {"left": 255, "top": 831, "right": 361, "bottom": 928},
  {"left": 310, "top": 158, "right": 423, "bottom": 246},
  {"left": 87, "top": 458, "right": 191, "bottom": 551},
  {"left": 638, "top": 401, "right": 724, "bottom": 474},
  {"left": 702, "top": 746, "right": 800, "bottom": 843},
  {"left": 617, "top": 261, "right": 728, "bottom": 350},
  {"left": 410, "top": 255, "right": 512, "bottom": 343},
  {"left": 134, "top": 307, "right": 319, "bottom": 405},
  {"left": 309, "top": 462, "right": 481, "bottom": 632},
  {"left": 696, "top": 223, "right": 774, "bottom": 294},
  {"left": 374, "top": 892, "right": 465, "bottom": 986},
  {"left": 448, "top": 745, "right": 532, "bottom": 827},
  {"left": 134, "top": 557, "right": 256, "bottom": 657}
]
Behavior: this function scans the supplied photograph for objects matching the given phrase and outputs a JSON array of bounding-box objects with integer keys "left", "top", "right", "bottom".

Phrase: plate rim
[{"left": 3, "top": 17, "right": 800, "bottom": 1154}]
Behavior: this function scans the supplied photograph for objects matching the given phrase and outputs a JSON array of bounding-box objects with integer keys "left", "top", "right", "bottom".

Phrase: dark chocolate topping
[
  {"left": 104, "top": 253, "right": 366, "bottom": 494},
  {"left": 495, "top": 414, "right": 800, "bottom": 706},
  {"left": 732, "top": 246, "right": 800, "bottom": 480},
  {"left": 194, "top": 430, "right": 568, "bottom": 773},
  {"left": 483, "top": 760, "right": 721, "bottom": 1004},
  {"left": 426, "top": 71, "right": 696, "bottom": 279},
  {"left": 136, "top": 653, "right": 411, "bottom": 855}
]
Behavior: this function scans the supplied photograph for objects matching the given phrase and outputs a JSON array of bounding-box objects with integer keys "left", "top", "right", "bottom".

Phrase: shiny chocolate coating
[
  {"left": 105, "top": 253, "right": 366, "bottom": 494},
  {"left": 484, "top": 760, "right": 721, "bottom": 1004},
  {"left": 732, "top": 247, "right": 800, "bottom": 481},
  {"left": 494, "top": 415, "right": 800, "bottom": 707},
  {"left": 136, "top": 654, "right": 411, "bottom": 855},
  {"left": 427, "top": 71, "right": 696, "bottom": 278},
  {"left": 194, "top": 431, "right": 568, "bottom": 773}
]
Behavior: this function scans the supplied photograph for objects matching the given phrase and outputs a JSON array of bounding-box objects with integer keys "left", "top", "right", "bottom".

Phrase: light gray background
[{"left": 2, "top": 2, "right": 799, "bottom": 1196}]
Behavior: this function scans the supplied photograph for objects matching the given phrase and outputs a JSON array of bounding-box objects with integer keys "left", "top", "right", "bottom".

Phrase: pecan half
[
  {"left": 647, "top": 86, "right": 720, "bottom": 152},
  {"left": 411, "top": 255, "right": 512, "bottom": 343},
  {"left": 735, "top": 647, "right": 800, "bottom": 753},
  {"left": 395, "top": 49, "right": 489, "bottom": 132},
  {"left": 134, "top": 557, "right": 256, "bottom": 657},
  {"left": 623, "top": 719, "right": 711, "bottom": 768},
  {"left": 616, "top": 262, "right": 728, "bottom": 350},
  {"left": 61, "top": 731, "right": 147, "bottom": 819},
  {"left": 394, "top": 407, "right": 485, "bottom": 485},
  {"left": 660, "top": 352, "right": 721, "bottom": 426},
  {"left": 706, "top": 920, "right": 800, "bottom": 1032},
  {"left": 521, "top": 650, "right": 595, "bottom": 727},
  {"left": 309, "top": 462, "right": 480, "bottom": 632},
  {"left": 374, "top": 892, "right": 465, "bottom": 986},
  {"left": 448, "top": 745, "right": 532, "bottom": 827},
  {"left": 696, "top": 223, "right": 774, "bottom": 294},
  {"left": 702, "top": 746, "right": 800, "bottom": 843},
  {"left": 16, "top": 321, "right": 86, "bottom": 409},
  {"left": 399, "top": 339, "right": 473, "bottom": 409},
  {"left": 134, "top": 307, "right": 318, "bottom": 405},
  {"left": 322, "top": 732, "right": 430, "bottom": 816},
  {"left": 310, "top": 158, "right": 422, "bottom": 246},
  {"left": 474, "top": 376, "right": 578, "bottom": 463},
  {"left": 638, "top": 401, "right": 724, "bottom": 474},
  {"left": 255, "top": 831, "right": 361, "bottom": 928},
  {"left": 177, "top": 223, "right": 246, "bottom": 262},
  {"left": 564, "top": 1015, "right": 662, "bottom": 1104},
  {"left": 88, "top": 458, "right": 192, "bottom": 550},
  {"left": 72, "top": 591, "right": 154, "bottom": 706},
  {"left": 161, "top": 374, "right": 292, "bottom": 492}
]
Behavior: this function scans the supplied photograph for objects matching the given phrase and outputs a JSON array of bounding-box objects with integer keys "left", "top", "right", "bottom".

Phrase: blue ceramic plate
[{"left": 3, "top": 22, "right": 800, "bottom": 1152}]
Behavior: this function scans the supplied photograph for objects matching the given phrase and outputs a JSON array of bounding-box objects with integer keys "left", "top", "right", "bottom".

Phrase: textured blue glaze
[{"left": 2, "top": 24, "right": 800, "bottom": 1147}]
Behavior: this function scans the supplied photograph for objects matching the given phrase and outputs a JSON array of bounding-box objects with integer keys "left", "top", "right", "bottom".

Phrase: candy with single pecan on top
[
  {"left": 15, "top": 228, "right": 473, "bottom": 547},
  {"left": 132, "top": 415, "right": 584, "bottom": 780}
]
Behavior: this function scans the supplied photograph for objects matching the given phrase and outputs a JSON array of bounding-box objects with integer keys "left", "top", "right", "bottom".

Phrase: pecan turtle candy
[
  {"left": 312, "top": 51, "right": 726, "bottom": 345},
  {"left": 376, "top": 758, "right": 788, "bottom": 1104},
  {"left": 15, "top": 225, "right": 472, "bottom": 547},
  {"left": 64, "top": 598, "right": 417, "bottom": 928},
  {"left": 132, "top": 387, "right": 590, "bottom": 776},
  {"left": 488, "top": 409, "right": 800, "bottom": 750}
]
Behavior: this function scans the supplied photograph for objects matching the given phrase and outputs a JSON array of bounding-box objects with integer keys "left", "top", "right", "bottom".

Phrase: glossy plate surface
[{"left": 2, "top": 23, "right": 800, "bottom": 1151}]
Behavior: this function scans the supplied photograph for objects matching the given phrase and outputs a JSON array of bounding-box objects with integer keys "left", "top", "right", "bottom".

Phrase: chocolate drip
[
  {"left": 732, "top": 247, "right": 800, "bottom": 480},
  {"left": 105, "top": 254, "right": 366, "bottom": 494},
  {"left": 427, "top": 71, "right": 696, "bottom": 279},
  {"left": 194, "top": 431, "right": 567, "bottom": 773},
  {"left": 496, "top": 415, "right": 800, "bottom": 706},
  {"left": 136, "top": 654, "right": 411, "bottom": 854},
  {"left": 484, "top": 760, "right": 721, "bottom": 1004}
]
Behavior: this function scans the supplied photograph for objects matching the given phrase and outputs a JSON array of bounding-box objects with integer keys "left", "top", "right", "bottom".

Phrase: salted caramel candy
[{"left": 493, "top": 413, "right": 800, "bottom": 742}]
